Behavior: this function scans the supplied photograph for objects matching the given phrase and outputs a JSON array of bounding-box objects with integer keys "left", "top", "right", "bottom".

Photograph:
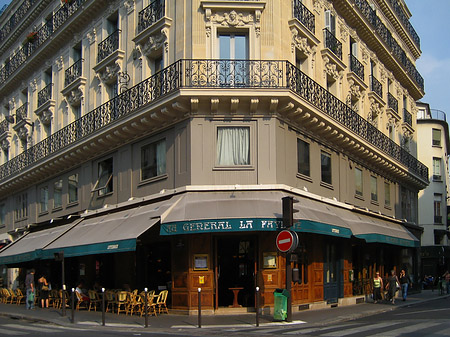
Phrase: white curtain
[
  {"left": 156, "top": 140, "right": 166, "bottom": 175},
  {"left": 216, "top": 127, "right": 250, "bottom": 165}
]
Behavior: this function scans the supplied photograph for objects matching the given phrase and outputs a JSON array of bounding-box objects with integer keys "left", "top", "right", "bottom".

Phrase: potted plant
[
  {"left": 62, "top": 0, "right": 74, "bottom": 4},
  {"left": 25, "top": 31, "right": 37, "bottom": 43}
]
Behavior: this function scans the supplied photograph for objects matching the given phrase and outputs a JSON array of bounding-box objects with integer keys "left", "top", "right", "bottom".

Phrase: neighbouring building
[
  {"left": 0, "top": 0, "right": 428, "bottom": 313},
  {"left": 417, "top": 103, "right": 450, "bottom": 278}
]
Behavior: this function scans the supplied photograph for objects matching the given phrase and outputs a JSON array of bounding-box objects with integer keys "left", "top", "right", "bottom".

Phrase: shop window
[
  {"left": 68, "top": 173, "right": 78, "bottom": 204},
  {"left": 53, "top": 179, "right": 63, "bottom": 209},
  {"left": 92, "top": 158, "right": 113, "bottom": 196},
  {"left": 216, "top": 127, "right": 250, "bottom": 166},
  {"left": 14, "top": 193, "right": 27, "bottom": 221},
  {"left": 320, "top": 151, "right": 332, "bottom": 185},
  {"left": 370, "top": 176, "right": 378, "bottom": 202},
  {"left": 297, "top": 139, "right": 310, "bottom": 177},
  {"left": 39, "top": 186, "right": 49, "bottom": 213},
  {"left": 141, "top": 139, "right": 166, "bottom": 181},
  {"left": 432, "top": 128, "right": 441, "bottom": 146},
  {"left": 355, "top": 167, "right": 363, "bottom": 197},
  {"left": 384, "top": 181, "right": 391, "bottom": 207}
]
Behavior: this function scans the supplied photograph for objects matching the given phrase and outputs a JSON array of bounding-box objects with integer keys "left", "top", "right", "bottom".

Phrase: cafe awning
[{"left": 41, "top": 201, "right": 169, "bottom": 259}]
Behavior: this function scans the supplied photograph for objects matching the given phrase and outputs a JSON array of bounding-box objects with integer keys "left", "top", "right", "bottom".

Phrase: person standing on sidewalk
[
  {"left": 443, "top": 271, "right": 450, "bottom": 294},
  {"left": 373, "top": 272, "right": 384, "bottom": 303},
  {"left": 399, "top": 269, "right": 411, "bottom": 301},
  {"left": 25, "top": 269, "right": 35, "bottom": 310},
  {"left": 386, "top": 270, "right": 400, "bottom": 304}
]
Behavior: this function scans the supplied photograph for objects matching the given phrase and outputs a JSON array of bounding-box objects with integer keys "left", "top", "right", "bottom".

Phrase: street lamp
[{"left": 5, "top": 114, "right": 34, "bottom": 131}]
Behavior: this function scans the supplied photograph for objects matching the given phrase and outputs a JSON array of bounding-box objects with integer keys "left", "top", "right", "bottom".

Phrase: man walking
[{"left": 25, "top": 269, "right": 35, "bottom": 310}]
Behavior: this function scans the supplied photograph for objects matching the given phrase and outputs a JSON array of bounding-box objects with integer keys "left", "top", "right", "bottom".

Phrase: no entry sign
[{"left": 276, "top": 230, "right": 298, "bottom": 253}]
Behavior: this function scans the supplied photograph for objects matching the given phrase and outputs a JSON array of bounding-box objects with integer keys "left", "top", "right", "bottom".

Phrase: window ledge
[
  {"left": 38, "top": 210, "right": 49, "bottom": 216},
  {"left": 296, "top": 173, "right": 312, "bottom": 183},
  {"left": 355, "top": 194, "right": 364, "bottom": 201},
  {"left": 138, "top": 173, "right": 168, "bottom": 187},
  {"left": 52, "top": 206, "right": 63, "bottom": 212},
  {"left": 320, "top": 181, "right": 333, "bottom": 190},
  {"left": 384, "top": 204, "right": 392, "bottom": 210},
  {"left": 370, "top": 200, "right": 379, "bottom": 206},
  {"left": 67, "top": 201, "right": 79, "bottom": 208},
  {"left": 213, "top": 166, "right": 255, "bottom": 171},
  {"left": 96, "top": 192, "right": 114, "bottom": 199}
]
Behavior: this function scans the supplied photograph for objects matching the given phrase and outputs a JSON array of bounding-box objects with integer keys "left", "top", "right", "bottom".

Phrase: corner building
[{"left": 0, "top": 0, "right": 428, "bottom": 313}]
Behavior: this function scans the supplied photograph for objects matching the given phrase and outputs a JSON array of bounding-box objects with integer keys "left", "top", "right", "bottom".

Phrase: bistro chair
[
  {"left": 2, "top": 288, "right": 11, "bottom": 304},
  {"left": 8, "top": 288, "right": 17, "bottom": 304},
  {"left": 48, "top": 289, "right": 58, "bottom": 308},
  {"left": 156, "top": 290, "right": 169, "bottom": 314},
  {"left": 88, "top": 290, "right": 101, "bottom": 311},
  {"left": 126, "top": 292, "right": 142, "bottom": 316},
  {"left": 140, "top": 291, "right": 158, "bottom": 317},
  {"left": 115, "top": 291, "right": 128, "bottom": 315},
  {"left": 75, "top": 291, "right": 89, "bottom": 310},
  {"left": 15, "top": 289, "right": 25, "bottom": 305},
  {"left": 105, "top": 290, "right": 115, "bottom": 313}
]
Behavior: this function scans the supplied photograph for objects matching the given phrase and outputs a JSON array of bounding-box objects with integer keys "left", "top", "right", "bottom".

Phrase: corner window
[
  {"left": 370, "top": 176, "right": 378, "bottom": 202},
  {"left": 141, "top": 139, "right": 166, "bottom": 181},
  {"left": 384, "top": 182, "right": 391, "bottom": 207},
  {"left": 68, "top": 174, "right": 79, "bottom": 204},
  {"left": 297, "top": 139, "right": 310, "bottom": 177},
  {"left": 355, "top": 168, "right": 363, "bottom": 197},
  {"left": 433, "top": 158, "right": 441, "bottom": 181},
  {"left": 216, "top": 127, "right": 250, "bottom": 166},
  {"left": 432, "top": 128, "right": 441, "bottom": 146},
  {"left": 14, "top": 193, "right": 27, "bottom": 221},
  {"left": 320, "top": 151, "right": 332, "bottom": 185},
  {"left": 92, "top": 158, "right": 113, "bottom": 196},
  {"left": 54, "top": 179, "right": 62, "bottom": 209},
  {"left": 39, "top": 186, "right": 49, "bottom": 213}
]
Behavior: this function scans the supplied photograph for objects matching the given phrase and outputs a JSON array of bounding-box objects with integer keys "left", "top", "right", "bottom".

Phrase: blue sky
[{"left": 0, "top": 0, "right": 446, "bottom": 113}]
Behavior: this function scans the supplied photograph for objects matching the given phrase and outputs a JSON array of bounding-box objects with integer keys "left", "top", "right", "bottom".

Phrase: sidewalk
[{"left": 0, "top": 290, "right": 448, "bottom": 332}]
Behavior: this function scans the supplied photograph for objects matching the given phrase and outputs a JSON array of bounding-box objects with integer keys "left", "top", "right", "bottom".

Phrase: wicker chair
[
  {"left": 156, "top": 290, "right": 169, "bottom": 314},
  {"left": 88, "top": 290, "right": 101, "bottom": 311}
]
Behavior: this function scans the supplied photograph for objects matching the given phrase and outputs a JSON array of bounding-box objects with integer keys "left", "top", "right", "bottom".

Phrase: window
[
  {"left": 141, "top": 139, "right": 166, "bottom": 181},
  {"left": 370, "top": 176, "right": 378, "bottom": 202},
  {"left": 219, "top": 33, "right": 248, "bottom": 60},
  {"left": 39, "top": 186, "right": 49, "bottom": 213},
  {"left": 92, "top": 158, "right": 113, "bottom": 196},
  {"left": 433, "top": 157, "right": 441, "bottom": 180},
  {"left": 68, "top": 174, "right": 78, "bottom": 204},
  {"left": 297, "top": 139, "right": 310, "bottom": 177},
  {"left": 432, "top": 128, "right": 441, "bottom": 146},
  {"left": 324, "top": 10, "right": 336, "bottom": 35},
  {"left": 384, "top": 182, "right": 391, "bottom": 207},
  {"left": 14, "top": 193, "right": 27, "bottom": 220},
  {"left": 216, "top": 127, "right": 250, "bottom": 166},
  {"left": 355, "top": 168, "right": 363, "bottom": 197},
  {"left": 54, "top": 179, "right": 62, "bottom": 209},
  {"left": 219, "top": 33, "right": 248, "bottom": 86},
  {"left": 320, "top": 151, "right": 332, "bottom": 184},
  {"left": 434, "top": 194, "right": 442, "bottom": 224},
  {"left": 0, "top": 203, "right": 5, "bottom": 227}
]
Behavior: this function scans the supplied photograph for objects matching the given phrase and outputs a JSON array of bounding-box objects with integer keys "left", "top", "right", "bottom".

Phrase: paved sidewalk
[{"left": 0, "top": 290, "right": 448, "bottom": 332}]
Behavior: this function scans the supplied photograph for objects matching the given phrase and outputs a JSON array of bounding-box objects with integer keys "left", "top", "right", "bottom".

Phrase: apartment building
[{"left": 0, "top": 0, "right": 427, "bottom": 312}]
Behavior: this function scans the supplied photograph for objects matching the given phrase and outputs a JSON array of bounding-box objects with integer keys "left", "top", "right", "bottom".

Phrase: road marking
[
  {"left": 3, "top": 324, "right": 58, "bottom": 333},
  {"left": 0, "top": 329, "right": 28, "bottom": 336},
  {"left": 284, "top": 323, "right": 361, "bottom": 335},
  {"left": 320, "top": 321, "right": 400, "bottom": 336},
  {"left": 394, "top": 308, "right": 449, "bottom": 316},
  {"left": 371, "top": 321, "right": 442, "bottom": 336},
  {"left": 173, "top": 320, "right": 306, "bottom": 329}
]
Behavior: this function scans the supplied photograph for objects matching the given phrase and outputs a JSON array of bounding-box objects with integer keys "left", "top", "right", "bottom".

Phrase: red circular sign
[{"left": 276, "top": 230, "right": 296, "bottom": 253}]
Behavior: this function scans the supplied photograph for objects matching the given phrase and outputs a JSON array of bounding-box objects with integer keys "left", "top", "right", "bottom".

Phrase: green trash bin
[{"left": 273, "top": 288, "right": 290, "bottom": 321}]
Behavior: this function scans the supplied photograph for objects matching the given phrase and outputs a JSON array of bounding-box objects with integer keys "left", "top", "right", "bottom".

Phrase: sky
[{"left": 0, "top": 0, "right": 446, "bottom": 113}]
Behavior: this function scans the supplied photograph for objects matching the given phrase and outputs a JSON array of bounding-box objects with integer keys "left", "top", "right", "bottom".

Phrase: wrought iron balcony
[
  {"left": 0, "top": 119, "right": 9, "bottom": 135},
  {"left": 65, "top": 59, "right": 83, "bottom": 87},
  {"left": 97, "top": 30, "right": 120, "bottom": 64},
  {"left": 323, "top": 28, "right": 342, "bottom": 60},
  {"left": 0, "top": 59, "right": 428, "bottom": 184},
  {"left": 387, "top": 0, "right": 420, "bottom": 48},
  {"left": 138, "top": 0, "right": 165, "bottom": 33},
  {"left": 37, "top": 84, "right": 53, "bottom": 107},
  {"left": 0, "top": 0, "right": 38, "bottom": 44},
  {"left": 16, "top": 103, "right": 28, "bottom": 122},
  {"left": 293, "top": 0, "right": 315, "bottom": 34},
  {"left": 434, "top": 215, "right": 443, "bottom": 224},
  {"left": 354, "top": 0, "right": 424, "bottom": 91},
  {"left": 0, "top": 0, "right": 85, "bottom": 89},
  {"left": 370, "top": 75, "right": 382, "bottom": 98},
  {"left": 349, "top": 54, "right": 364, "bottom": 81},
  {"left": 387, "top": 93, "right": 398, "bottom": 113},
  {"left": 403, "top": 108, "right": 412, "bottom": 127}
]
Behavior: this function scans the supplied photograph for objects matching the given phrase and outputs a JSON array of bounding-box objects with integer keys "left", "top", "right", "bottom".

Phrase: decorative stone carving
[
  {"left": 87, "top": 28, "right": 96, "bottom": 45},
  {"left": 323, "top": 56, "right": 341, "bottom": 81},
  {"left": 348, "top": 79, "right": 365, "bottom": 99},
  {"left": 107, "top": 1, "right": 120, "bottom": 16},
  {"left": 8, "top": 98, "right": 15, "bottom": 110},
  {"left": 339, "top": 20, "right": 349, "bottom": 41},
  {"left": 369, "top": 97, "right": 382, "bottom": 117},
  {"left": 1, "top": 138, "right": 10, "bottom": 151},
  {"left": 66, "top": 88, "right": 84, "bottom": 106},
  {"left": 123, "top": 0, "right": 135, "bottom": 14},
  {"left": 291, "top": 27, "right": 312, "bottom": 55},
  {"left": 98, "top": 62, "right": 121, "bottom": 84},
  {"left": 211, "top": 10, "right": 253, "bottom": 27},
  {"left": 40, "top": 109, "right": 53, "bottom": 126},
  {"left": 29, "top": 79, "right": 37, "bottom": 92},
  {"left": 141, "top": 29, "right": 168, "bottom": 56},
  {"left": 17, "top": 126, "right": 28, "bottom": 141},
  {"left": 386, "top": 112, "right": 400, "bottom": 129},
  {"left": 131, "top": 46, "right": 141, "bottom": 60},
  {"left": 55, "top": 56, "right": 64, "bottom": 71}
]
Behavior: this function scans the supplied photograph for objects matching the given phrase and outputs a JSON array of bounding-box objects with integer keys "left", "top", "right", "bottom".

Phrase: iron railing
[
  {"left": 138, "top": 0, "right": 165, "bottom": 33},
  {"left": 435, "top": 215, "right": 443, "bottom": 224},
  {"left": 293, "top": 0, "right": 315, "bottom": 34},
  {"left": 0, "top": 119, "right": 9, "bottom": 135},
  {"left": 65, "top": 59, "right": 83, "bottom": 87},
  {"left": 0, "top": 59, "right": 428, "bottom": 183},
  {"left": 349, "top": 54, "right": 364, "bottom": 81},
  {"left": 387, "top": 0, "right": 420, "bottom": 48},
  {"left": 323, "top": 28, "right": 342, "bottom": 60},
  {"left": 97, "top": 30, "right": 120, "bottom": 63},
  {"left": 387, "top": 93, "right": 398, "bottom": 113},
  {"left": 370, "top": 75, "right": 382, "bottom": 98},
  {"left": 0, "top": 0, "right": 85, "bottom": 87},
  {"left": 37, "top": 84, "right": 53, "bottom": 107},
  {"left": 16, "top": 103, "right": 28, "bottom": 122},
  {"left": 354, "top": 0, "right": 424, "bottom": 91},
  {"left": 403, "top": 108, "right": 412, "bottom": 127},
  {"left": 0, "top": 0, "right": 38, "bottom": 44}
]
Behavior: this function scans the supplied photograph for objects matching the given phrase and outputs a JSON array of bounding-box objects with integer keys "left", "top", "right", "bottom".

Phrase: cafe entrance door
[{"left": 215, "top": 236, "right": 257, "bottom": 309}]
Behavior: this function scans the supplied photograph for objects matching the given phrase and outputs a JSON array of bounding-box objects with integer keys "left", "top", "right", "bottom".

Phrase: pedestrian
[
  {"left": 373, "top": 271, "right": 384, "bottom": 303},
  {"left": 38, "top": 274, "right": 50, "bottom": 308},
  {"left": 443, "top": 271, "right": 450, "bottom": 294},
  {"left": 399, "top": 269, "right": 411, "bottom": 301},
  {"left": 386, "top": 269, "right": 400, "bottom": 304},
  {"left": 25, "top": 269, "right": 35, "bottom": 310}
]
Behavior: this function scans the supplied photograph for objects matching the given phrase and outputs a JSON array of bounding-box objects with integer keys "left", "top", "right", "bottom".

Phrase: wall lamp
[{"left": 5, "top": 114, "right": 34, "bottom": 131}]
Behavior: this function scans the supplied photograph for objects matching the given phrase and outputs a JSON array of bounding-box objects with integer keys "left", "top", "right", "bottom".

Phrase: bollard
[
  {"left": 71, "top": 288, "right": 75, "bottom": 323},
  {"left": 255, "top": 286, "right": 260, "bottom": 327},
  {"left": 62, "top": 284, "right": 66, "bottom": 317},
  {"left": 144, "top": 288, "right": 148, "bottom": 328},
  {"left": 198, "top": 288, "right": 201, "bottom": 328},
  {"left": 102, "top": 288, "right": 105, "bottom": 326}
]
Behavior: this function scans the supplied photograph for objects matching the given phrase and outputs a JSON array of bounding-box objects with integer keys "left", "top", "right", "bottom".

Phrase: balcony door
[{"left": 218, "top": 33, "right": 248, "bottom": 86}]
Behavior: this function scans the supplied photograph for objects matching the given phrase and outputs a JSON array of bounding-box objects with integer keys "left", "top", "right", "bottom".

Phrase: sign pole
[{"left": 286, "top": 252, "right": 292, "bottom": 322}]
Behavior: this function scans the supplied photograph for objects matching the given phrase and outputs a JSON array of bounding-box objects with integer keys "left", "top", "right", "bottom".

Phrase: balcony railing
[
  {"left": 403, "top": 108, "right": 412, "bottom": 127},
  {"left": 0, "top": 0, "right": 38, "bottom": 44},
  {"left": 434, "top": 215, "right": 443, "bottom": 224},
  {"left": 97, "top": 30, "right": 120, "bottom": 64},
  {"left": 138, "top": 0, "right": 165, "bottom": 33},
  {"left": 0, "top": 0, "right": 85, "bottom": 88},
  {"left": 387, "top": 93, "right": 398, "bottom": 113},
  {"left": 16, "top": 103, "right": 28, "bottom": 122},
  {"left": 0, "top": 119, "right": 9, "bottom": 135},
  {"left": 293, "top": 0, "right": 315, "bottom": 34},
  {"left": 387, "top": 0, "right": 420, "bottom": 48},
  {"left": 0, "top": 59, "right": 428, "bottom": 184},
  {"left": 323, "top": 28, "right": 342, "bottom": 59},
  {"left": 37, "top": 84, "right": 53, "bottom": 107},
  {"left": 349, "top": 54, "right": 364, "bottom": 81},
  {"left": 370, "top": 75, "right": 382, "bottom": 98},
  {"left": 354, "top": 0, "right": 424, "bottom": 91},
  {"left": 65, "top": 59, "right": 83, "bottom": 87}
]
